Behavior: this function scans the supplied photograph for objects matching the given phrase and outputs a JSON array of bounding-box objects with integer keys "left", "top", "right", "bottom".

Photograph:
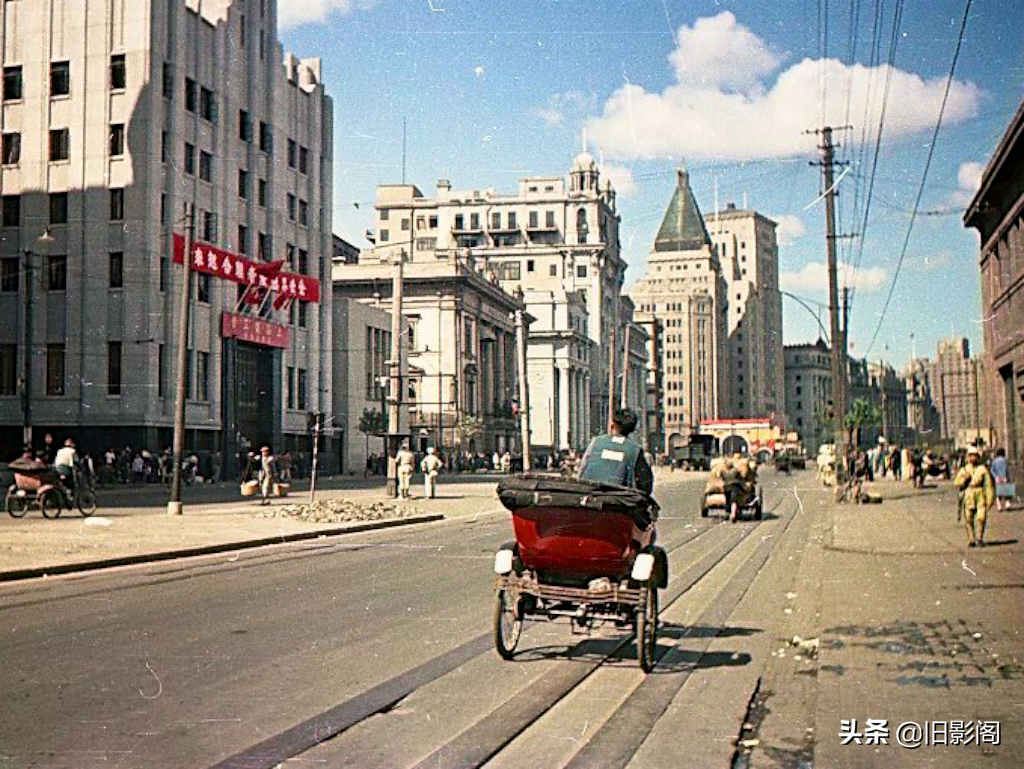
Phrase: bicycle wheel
[
  {"left": 40, "top": 490, "right": 63, "bottom": 518},
  {"left": 6, "top": 491, "right": 28, "bottom": 518},
  {"left": 76, "top": 488, "right": 97, "bottom": 516}
]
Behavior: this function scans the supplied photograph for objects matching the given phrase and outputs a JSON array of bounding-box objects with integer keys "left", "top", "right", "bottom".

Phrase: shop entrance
[{"left": 235, "top": 342, "right": 274, "bottom": 452}]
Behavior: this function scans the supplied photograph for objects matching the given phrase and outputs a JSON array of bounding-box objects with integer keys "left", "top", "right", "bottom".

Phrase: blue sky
[{"left": 280, "top": 0, "right": 1024, "bottom": 369}]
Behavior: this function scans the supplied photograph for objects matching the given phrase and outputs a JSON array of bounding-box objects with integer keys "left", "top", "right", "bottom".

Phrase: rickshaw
[
  {"left": 493, "top": 475, "right": 667, "bottom": 672},
  {"left": 6, "top": 457, "right": 97, "bottom": 518}
]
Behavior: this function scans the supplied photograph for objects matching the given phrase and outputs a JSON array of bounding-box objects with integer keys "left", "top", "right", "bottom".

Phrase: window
[
  {"left": 107, "top": 341, "right": 122, "bottom": 396},
  {"left": 3, "top": 66, "right": 23, "bottom": 101},
  {"left": 237, "top": 225, "right": 249, "bottom": 255},
  {"left": 400, "top": 218, "right": 410, "bottom": 232},
  {"left": 184, "top": 142, "right": 195, "bottom": 174},
  {"left": 160, "top": 193, "right": 168, "bottom": 225},
  {"left": 202, "top": 210, "right": 217, "bottom": 241},
  {"left": 239, "top": 110, "right": 252, "bottom": 142},
  {"left": 795, "top": 386, "right": 802, "bottom": 396},
  {"left": 492, "top": 212, "right": 501, "bottom": 229},
  {"left": 197, "top": 352, "right": 210, "bottom": 401},
  {"left": 49, "top": 129, "right": 70, "bottom": 161},
  {"left": 199, "top": 87, "right": 216, "bottom": 122},
  {"left": 110, "top": 188, "right": 125, "bottom": 221},
  {"left": 185, "top": 78, "right": 197, "bottom": 111},
  {"left": 47, "top": 345, "right": 65, "bottom": 396},
  {"left": 49, "top": 193, "right": 68, "bottom": 225},
  {"left": 453, "top": 214, "right": 463, "bottom": 230},
  {"left": 287, "top": 194, "right": 296, "bottom": 220},
  {"left": 238, "top": 168, "right": 249, "bottom": 198},
  {"left": 428, "top": 215, "right": 438, "bottom": 229},
  {"left": 508, "top": 212, "right": 517, "bottom": 229},
  {"left": 197, "top": 272, "right": 211, "bottom": 303},
  {"left": 259, "top": 121, "right": 272, "bottom": 153},
  {"left": 298, "top": 301, "right": 307, "bottom": 328},
  {"left": 1, "top": 258, "right": 18, "bottom": 292},
  {"left": 545, "top": 210, "right": 556, "bottom": 228},
  {"left": 110, "top": 54, "right": 126, "bottom": 89},
  {"left": 299, "top": 146, "right": 309, "bottom": 174},
  {"left": 470, "top": 213, "right": 480, "bottom": 230},
  {"left": 157, "top": 344, "right": 167, "bottom": 398},
  {"left": 199, "top": 150, "right": 212, "bottom": 182},
  {"left": 258, "top": 231, "right": 268, "bottom": 260},
  {"left": 287, "top": 139, "right": 297, "bottom": 168},
  {"left": 298, "top": 249, "right": 308, "bottom": 274},
  {"left": 549, "top": 264, "right": 557, "bottom": 277},
  {"left": 527, "top": 259, "right": 535, "bottom": 272},
  {"left": 286, "top": 366, "right": 295, "bottom": 408},
  {"left": 161, "top": 131, "right": 169, "bottom": 162},
  {"left": 0, "top": 344, "right": 15, "bottom": 396},
  {"left": 296, "top": 368, "right": 307, "bottom": 410},
  {"left": 162, "top": 62, "right": 174, "bottom": 98},
  {"left": 1, "top": 132, "right": 20, "bottom": 165},
  {"left": 286, "top": 243, "right": 296, "bottom": 268},
  {"left": 109, "top": 251, "right": 123, "bottom": 289},
  {"left": 528, "top": 210, "right": 539, "bottom": 228},
  {"left": 577, "top": 265, "right": 588, "bottom": 278},
  {"left": 50, "top": 61, "right": 70, "bottom": 96},
  {"left": 109, "top": 123, "right": 125, "bottom": 156},
  {"left": 298, "top": 199, "right": 308, "bottom": 226},
  {"left": 46, "top": 255, "right": 67, "bottom": 291},
  {"left": 379, "top": 230, "right": 390, "bottom": 242},
  {"left": 257, "top": 179, "right": 267, "bottom": 207}
]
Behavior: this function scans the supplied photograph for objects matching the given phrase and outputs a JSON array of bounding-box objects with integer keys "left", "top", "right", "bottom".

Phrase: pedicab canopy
[{"left": 496, "top": 475, "right": 659, "bottom": 531}]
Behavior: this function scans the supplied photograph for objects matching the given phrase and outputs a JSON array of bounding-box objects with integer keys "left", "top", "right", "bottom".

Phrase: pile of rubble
[{"left": 256, "top": 498, "right": 420, "bottom": 524}]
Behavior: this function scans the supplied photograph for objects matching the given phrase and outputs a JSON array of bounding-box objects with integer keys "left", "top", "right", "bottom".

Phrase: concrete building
[
  {"left": 332, "top": 234, "right": 359, "bottom": 265},
  {"left": 0, "top": 0, "right": 334, "bottom": 474},
  {"left": 635, "top": 312, "right": 665, "bottom": 455},
  {"left": 865, "top": 361, "right": 908, "bottom": 445},
  {"left": 619, "top": 296, "right": 650, "bottom": 446},
  {"left": 360, "top": 153, "right": 629, "bottom": 450},
  {"left": 332, "top": 237, "right": 522, "bottom": 459},
  {"left": 965, "top": 95, "right": 1024, "bottom": 476},
  {"left": 783, "top": 340, "right": 832, "bottom": 454},
  {"left": 630, "top": 167, "right": 728, "bottom": 453},
  {"left": 706, "top": 204, "right": 784, "bottom": 421},
  {"left": 903, "top": 358, "right": 942, "bottom": 443}
]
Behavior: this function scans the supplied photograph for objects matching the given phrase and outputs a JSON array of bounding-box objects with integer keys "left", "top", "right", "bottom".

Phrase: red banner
[
  {"left": 173, "top": 234, "right": 320, "bottom": 303},
  {"left": 221, "top": 312, "right": 291, "bottom": 348}
]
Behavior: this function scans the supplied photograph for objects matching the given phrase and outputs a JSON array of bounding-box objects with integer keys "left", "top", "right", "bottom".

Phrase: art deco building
[
  {"left": 783, "top": 340, "right": 832, "bottom": 454},
  {"left": 629, "top": 168, "right": 727, "bottom": 452},
  {"left": 0, "top": 0, "right": 334, "bottom": 474}
]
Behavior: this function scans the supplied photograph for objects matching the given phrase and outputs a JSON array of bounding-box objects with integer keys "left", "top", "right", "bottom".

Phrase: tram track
[{"left": 209, "top": 491, "right": 794, "bottom": 769}]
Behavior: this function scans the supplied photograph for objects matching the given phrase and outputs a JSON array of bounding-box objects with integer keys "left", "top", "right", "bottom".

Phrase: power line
[{"left": 865, "top": 0, "right": 973, "bottom": 355}]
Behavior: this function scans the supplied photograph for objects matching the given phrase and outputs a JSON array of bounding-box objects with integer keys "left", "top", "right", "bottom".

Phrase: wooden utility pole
[
  {"left": 620, "top": 324, "right": 630, "bottom": 409},
  {"left": 608, "top": 326, "right": 617, "bottom": 427},
  {"left": 514, "top": 298, "right": 531, "bottom": 471},
  {"left": 386, "top": 254, "right": 404, "bottom": 497},
  {"left": 21, "top": 248, "right": 34, "bottom": 449},
  {"left": 168, "top": 203, "right": 195, "bottom": 516}
]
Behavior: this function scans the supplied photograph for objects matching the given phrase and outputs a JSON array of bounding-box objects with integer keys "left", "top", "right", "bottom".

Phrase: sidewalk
[
  {"left": 0, "top": 478, "right": 508, "bottom": 581},
  {"left": 751, "top": 476, "right": 1024, "bottom": 768}
]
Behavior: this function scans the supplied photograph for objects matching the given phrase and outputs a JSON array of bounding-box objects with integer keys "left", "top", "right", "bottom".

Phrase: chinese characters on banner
[
  {"left": 172, "top": 234, "right": 320, "bottom": 303},
  {"left": 221, "top": 312, "right": 291, "bottom": 349}
]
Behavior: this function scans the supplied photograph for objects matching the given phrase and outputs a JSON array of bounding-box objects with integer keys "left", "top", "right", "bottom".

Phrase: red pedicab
[
  {"left": 493, "top": 475, "right": 667, "bottom": 672},
  {"left": 6, "top": 457, "right": 96, "bottom": 518}
]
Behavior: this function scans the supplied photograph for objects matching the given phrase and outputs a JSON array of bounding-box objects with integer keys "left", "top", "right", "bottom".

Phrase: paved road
[{"left": 0, "top": 471, "right": 807, "bottom": 768}]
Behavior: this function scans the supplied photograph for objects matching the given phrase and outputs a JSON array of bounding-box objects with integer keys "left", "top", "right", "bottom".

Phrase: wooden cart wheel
[
  {"left": 493, "top": 587, "right": 523, "bottom": 660},
  {"left": 6, "top": 491, "right": 28, "bottom": 518},
  {"left": 40, "top": 490, "right": 62, "bottom": 519},
  {"left": 637, "top": 579, "right": 659, "bottom": 672},
  {"left": 76, "top": 487, "right": 97, "bottom": 517}
]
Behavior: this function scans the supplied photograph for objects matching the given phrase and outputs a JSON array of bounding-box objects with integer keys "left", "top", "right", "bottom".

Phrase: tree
[
  {"left": 456, "top": 415, "right": 484, "bottom": 449},
  {"left": 357, "top": 408, "right": 387, "bottom": 468},
  {"left": 844, "top": 397, "right": 881, "bottom": 449}
]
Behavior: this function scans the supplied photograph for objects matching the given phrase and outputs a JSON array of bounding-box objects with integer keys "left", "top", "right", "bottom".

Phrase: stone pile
[{"left": 256, "top": 498, "right": 420, "bottom": 524}]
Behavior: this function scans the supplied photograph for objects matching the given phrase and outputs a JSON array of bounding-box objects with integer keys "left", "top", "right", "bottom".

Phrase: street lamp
[{"left": 21, "top": 228, "right": 54, "bottom": 449}]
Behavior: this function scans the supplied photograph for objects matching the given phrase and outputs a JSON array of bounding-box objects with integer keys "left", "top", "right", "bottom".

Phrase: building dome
[{"left": 572, "top": 151, "right": 597, "bottom": 172}]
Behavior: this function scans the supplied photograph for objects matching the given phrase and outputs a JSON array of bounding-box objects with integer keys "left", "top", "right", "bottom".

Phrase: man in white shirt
[
  {"left": 421, "top": 447, "right": 443, "bottom": 499},
  {"left": 396, "top": 444, "right": 417, "bottom": 499},
  {"left": 54, "top": 439, "right": 78, "bottom": 493}
]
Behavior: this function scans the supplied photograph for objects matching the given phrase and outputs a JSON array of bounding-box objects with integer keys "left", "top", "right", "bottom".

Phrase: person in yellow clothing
[{"left": 954, "top": 447, "right": 994, "bottom": 548}]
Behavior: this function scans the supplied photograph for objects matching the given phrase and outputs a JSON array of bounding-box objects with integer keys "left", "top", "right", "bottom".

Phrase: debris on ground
[
  {"left": 789, "top": 636, "right": 820, "bottom": 658},
  {"left": 255, "top": 499, "right": 421, "bottom": 524}
]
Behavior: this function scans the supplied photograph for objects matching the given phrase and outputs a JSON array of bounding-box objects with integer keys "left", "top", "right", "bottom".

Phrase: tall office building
[{"left": 0, "top": 0, "right": 334, "bottom": 473}]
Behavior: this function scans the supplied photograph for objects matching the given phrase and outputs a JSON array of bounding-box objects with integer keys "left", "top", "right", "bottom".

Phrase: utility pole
[
  {"left": 514, "top": 293, "right": 531, "bottom": 471},
  {"left": 21, "top": 248, "right": 34, "bottom": 449},
  {"left": 608, "top": 325, "right": 617, "bottom": 427},
  {"left": 620, "top": 323, "right": 630, "bottom": 409},
  {"left": 168, "top": 203, "right": 195, "bottom": 516},
  {"left": 386, "top": 253, "right": 404, "bottom": 497}
]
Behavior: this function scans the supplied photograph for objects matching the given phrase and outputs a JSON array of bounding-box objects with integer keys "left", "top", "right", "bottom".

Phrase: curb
[{"left": 0, "top": 513, "right": 445, "bottom": 583}]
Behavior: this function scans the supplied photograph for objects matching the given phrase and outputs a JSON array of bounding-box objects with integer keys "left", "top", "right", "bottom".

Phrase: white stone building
[
  {"left": 629, "top": 168, "right": 728, "bottom": 453},
  {"left": 0, "top": 0, "right": 334, "bottom": 474},
  {"left": 706, "top": 204, "right": 785, "bottom": 421},
  {"left": 783, "top": 340, "right": 833, "bottom": 454}
]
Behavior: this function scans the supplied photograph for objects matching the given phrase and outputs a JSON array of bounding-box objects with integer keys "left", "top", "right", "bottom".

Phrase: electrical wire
[{"left": 865, "top": 0, "right": 973, "bottom": 355}]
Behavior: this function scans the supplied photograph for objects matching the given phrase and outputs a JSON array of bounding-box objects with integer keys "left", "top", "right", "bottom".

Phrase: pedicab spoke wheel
[
  {"left": 637, "top": 580, "right": 659, "bottom": 672},
  {"left": 754, "top": 487, "right": 764, "bottom": 520},
  {"left": 729, "top": 499, "right": 740, "bottom": 523},
  {"left": 494, "top": 586, "right": 523, "bottom": 659},
  {"left": 6, "top": 492, "right": 27, "bottom": 518},
  {"left": 40, "top": 490, "right": 62, "bottom": 519},
  {"left": 76, "top": 488, "right": 97, "bottom": 516}
]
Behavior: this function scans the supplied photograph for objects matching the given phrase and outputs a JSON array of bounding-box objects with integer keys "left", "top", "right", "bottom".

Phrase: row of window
[
  {"left": 1, "top": 190, "right": 124, "bottom": 228},
  {"left": 0, "top": 124, "right": 125, "bottom": 166},
  {"left": 2, "top": 55, "right": 126, "bottom": 102}
]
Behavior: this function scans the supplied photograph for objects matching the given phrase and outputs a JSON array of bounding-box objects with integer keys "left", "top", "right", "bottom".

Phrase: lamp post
[
  {"left": 21, "top": 229, "right": 55, "bottom": 449},
  {"left": 168, "top": 203, "right": 196, "bottom": 516}
]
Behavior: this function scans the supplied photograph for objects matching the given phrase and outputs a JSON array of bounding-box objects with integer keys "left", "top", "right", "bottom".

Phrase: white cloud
[
  {"left": 781, "top": 261, "right": 887, "bottom": 295},
  {"left": 773, "top": 214, "right": 806, "bottom": 247},
  {"left": 536, "top": 90, "right": 599, "bottom": 127},
  {"left": 600, "top": 163, "right": 635, "bottom": 198},
  {"left": 278, "top": 0, "right": 383, "bottom": 30},
  {"left": 587, "top": 12, "right": 981, "bottom": 161},
  {"left": 948, "top": 160, "right": 985, "bottom": 207}
]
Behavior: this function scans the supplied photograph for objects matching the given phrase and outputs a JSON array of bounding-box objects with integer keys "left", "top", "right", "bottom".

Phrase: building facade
[
  {"left": 903, "top": 358, "right": 942, "bottom": 443},
  {"left": 635, "top": 311, "right": 665, "bottom": 454},
  {"left": 901, "top": 338, "right": 984, "bottom": 445},
  {"left": 630, "top": 167, "right": 728, "bottom": 453},
  {"left": 783, "top": 340, "right": 832, "bottom": 454},
  {"left": 965, "top": 95, "right": 1024, "bottom": 475},
  {"left": 0, "top": 0, "right": 334, "bottom": 474}
]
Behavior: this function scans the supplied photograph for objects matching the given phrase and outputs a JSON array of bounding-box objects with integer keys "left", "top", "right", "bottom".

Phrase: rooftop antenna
[{"left": 402, "top": 117, "right": 407, "bottom": 184}]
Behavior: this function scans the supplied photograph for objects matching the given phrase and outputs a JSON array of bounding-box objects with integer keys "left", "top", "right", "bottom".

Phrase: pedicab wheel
[
  {"left": 753, "top": 487, "right": 763, "bottom": 520},
  {"left": 729, "top": 499, "right": 740, "bottom": 523},
  {"left": 700, "top": 498, "right": 709, "bottom": 517},
  {"left": 6, "top": 491, "right": 27, "bottom": 518},
  {"left": 493, "top": 587, "right": 523, "bottom": 659},
  {"left": 636, "top": 579, "right": 659, "bottom": 673},
  {"left": 76, "top": 488, "right": 97, "bottom": 516},
  {"left": 40, "top": 490, "right": 62, "bottom": 519}
]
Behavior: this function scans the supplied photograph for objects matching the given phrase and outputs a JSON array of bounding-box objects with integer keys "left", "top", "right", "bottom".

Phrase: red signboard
[
  {"left": 173, "top": 234, "right": 320, "bottom": 303},
  {"left": 221, "top": 312, "right": 291, "bottom": 349}
]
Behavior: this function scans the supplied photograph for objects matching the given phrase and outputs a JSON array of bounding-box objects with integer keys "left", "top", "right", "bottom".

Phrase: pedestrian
[
  {"left": 43, "top": 433, "right": 57, "bottom": 466},
  {"left": 257, "top": 446, "right": 278, "bottom": 505},
  {"left": 421, "top": 447, "right": 443, "bottom": 498},
  {"left": 54, "top": 438, "right": 78, "bottom": 495},
  {"left": 501, "top": 451, "right": 512, "bottom": 474},
  {"left": 396, "top": 443, "right": 416, "bottom": 499},
  {"left": 211, "top": 451, "right": 222, "bottom": 484},
  {"left": 954, "top": 446, "right": 995, "bottom": 548},
  {"left": 992, "top": 447, "right": 1013, "bottom": 511}
]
